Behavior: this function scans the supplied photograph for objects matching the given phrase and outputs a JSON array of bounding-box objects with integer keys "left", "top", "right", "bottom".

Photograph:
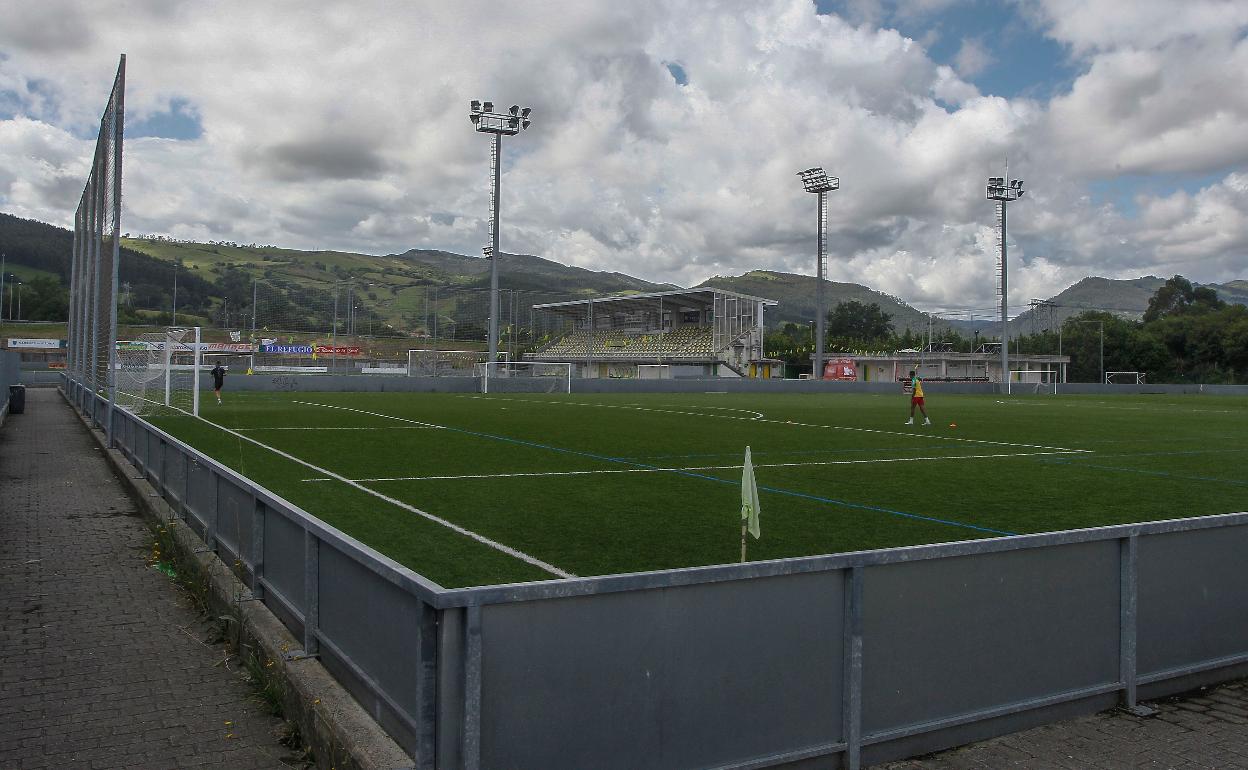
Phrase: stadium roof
[{"left": 532, "top": 288, "right": 777, "bottom": 315}]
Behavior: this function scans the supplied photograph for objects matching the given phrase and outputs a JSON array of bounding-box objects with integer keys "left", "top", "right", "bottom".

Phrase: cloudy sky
[{"left": 1, "top": 0, "right": 1246, "bottom": 313}]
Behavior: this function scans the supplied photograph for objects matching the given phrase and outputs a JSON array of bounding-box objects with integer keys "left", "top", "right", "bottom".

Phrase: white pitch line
[
  {"left": 235, "top": 426, "right": 440, "bottom": 431},
  {"left": 290, "top": 400, "right": 447, "bottom": 428},
  {"left": 462, "top": 396, "right": 1090, "bottom": 454},
  {"left": 299, "top": 449, "right": 1086, "bottom": 483},
  {"left": 194, "top": 413, "right": 573, "bottom": 579}
]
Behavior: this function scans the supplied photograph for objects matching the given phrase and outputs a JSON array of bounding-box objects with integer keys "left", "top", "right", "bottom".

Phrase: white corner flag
[{"left": 740, "top": 446, "right": 761, "bottom": 562}]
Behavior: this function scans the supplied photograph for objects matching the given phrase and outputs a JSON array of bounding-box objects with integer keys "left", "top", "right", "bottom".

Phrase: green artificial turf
[{"left": 149, "top": 390, "right": 1248, "bottom": 588}]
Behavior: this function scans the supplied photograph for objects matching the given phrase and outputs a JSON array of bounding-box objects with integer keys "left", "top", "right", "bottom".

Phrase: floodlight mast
[
  {"left": 797, "top": 167, "right": 839, "bottom": 380},
  {"left": 986, "top": 173, "right": 1025, "bottom": 390},
  {"left": 469, "top": 100, "right": 532, "bottom": 366}
]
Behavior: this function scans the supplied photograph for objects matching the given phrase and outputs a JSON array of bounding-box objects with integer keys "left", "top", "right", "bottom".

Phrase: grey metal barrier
[
  {"left": 1, "top": 350, "right": 20, "bottom": 417},
  {"left": 60, "top": 375, "right": 1248, "bottom": 769}
]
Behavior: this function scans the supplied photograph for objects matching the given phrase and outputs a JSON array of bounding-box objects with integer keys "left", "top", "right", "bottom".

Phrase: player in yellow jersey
[{"left": 905, "top": 369, "right": 931, "bottom": 426}]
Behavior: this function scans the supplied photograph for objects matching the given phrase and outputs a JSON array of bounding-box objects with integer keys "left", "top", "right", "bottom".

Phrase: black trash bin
[{"left": 8, "top": 385, "right": 25, "bottom": 414}]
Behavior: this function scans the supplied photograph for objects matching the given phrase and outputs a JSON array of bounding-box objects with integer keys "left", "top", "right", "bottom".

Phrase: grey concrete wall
[
  {"left": 1054, "top": 382, "right": 1248, "bottom": 396},
  {"left": 214, "top": 373, "right": 480, "bottom": 393},
  {"left": 18, "top": 370, "right": 63, "bottom": 387},
  {"left": 201, "top": 370, "right": 1248, "bottom": 397}
]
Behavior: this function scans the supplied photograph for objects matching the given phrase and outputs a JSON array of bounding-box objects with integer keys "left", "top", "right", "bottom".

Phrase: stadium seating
[{"left": 535, "top": 327, "right": 715, "bottom": 360}]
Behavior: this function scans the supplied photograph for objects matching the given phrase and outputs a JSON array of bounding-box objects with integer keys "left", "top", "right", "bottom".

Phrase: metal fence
[
  {"left": 67, "top": 55, "right": 125, "bottom": 443},
  {"left": 63, "top": 375, "right": 1248, "bottom": 769}
]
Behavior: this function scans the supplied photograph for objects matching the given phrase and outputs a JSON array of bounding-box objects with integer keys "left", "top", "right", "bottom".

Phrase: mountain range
[{"left": 1, "top": 211, "right": 1243, "bottom": 335}]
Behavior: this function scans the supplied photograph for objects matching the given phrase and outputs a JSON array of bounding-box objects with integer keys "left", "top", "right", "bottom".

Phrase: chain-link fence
[
  {"left": 67, "top": 55, "right": 125, "bottom": 437},
  {"left": 236, "top": 279, "right": 579, "bottom": 369}
]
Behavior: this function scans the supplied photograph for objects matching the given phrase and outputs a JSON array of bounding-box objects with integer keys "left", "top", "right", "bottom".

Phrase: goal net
[
  {"left": 481, "top": 362, "right": 573, "bottom": 394},
  {"left": 1006, "top": 369, "right": 1057, "bottom": 395},
  {"left": 115, "top": 327, "right": 201, "bottom": 416},
  {"left": 408, "top": 349, "right": 505, "bottom": 377},
  {"left": 637, "top": 364, "right": 672, "bottom": 380},
  {"left": 1105, "top": 371, "right": 1146, "bottom": 385}
]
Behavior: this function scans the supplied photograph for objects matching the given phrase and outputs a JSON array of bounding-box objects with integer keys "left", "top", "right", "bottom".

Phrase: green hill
[{"left": 696, "top": 270, "right": 941, "bottom": 332}]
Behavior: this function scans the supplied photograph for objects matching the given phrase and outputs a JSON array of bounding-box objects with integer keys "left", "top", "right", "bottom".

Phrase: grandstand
[{"left": 530, "top": 288, "right": 781, "bottom": 378}]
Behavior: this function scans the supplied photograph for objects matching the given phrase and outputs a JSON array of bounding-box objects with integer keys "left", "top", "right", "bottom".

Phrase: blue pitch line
[
  {"left": 379, "top": 412, "right": 1018, "bottom": 538},
  {"left": 1040, "top": 458, "right": 1248, "bottom": 487}
]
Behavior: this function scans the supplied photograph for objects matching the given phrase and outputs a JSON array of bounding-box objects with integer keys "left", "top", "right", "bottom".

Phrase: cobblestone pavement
[
  {"left": 882, "top": 679, "right": 1248, "bottom": 768},
  {"left": 0, "top": 389, "right": 294, "bottom": 769}
]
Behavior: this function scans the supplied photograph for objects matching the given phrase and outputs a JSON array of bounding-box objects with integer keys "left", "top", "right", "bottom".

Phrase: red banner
[
  {"left": 822, "top": 357, "right": 858, "bottom": 381},
  {"left": 314, "top": 345, "right": 361, "bottom": 357}
]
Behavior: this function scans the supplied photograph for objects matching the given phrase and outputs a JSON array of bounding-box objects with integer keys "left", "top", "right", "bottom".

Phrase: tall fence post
[
  {"left": 303, "top": 530, "right": 320, "bottom": 656},
  {"left": 463, "top": 603, "right": 483, "bottom": 770},
  {"left": 180, "top": 452, "right": 190, "bottom": 520},
  {"left": 415, "top": 602, "right": 439, "bottom": 769},
  {"left": 1119, "top": 533, "right": 1155, "bottom": 716},
  {"left": 843, "top": 565, "right": 864, "bottom": 770},
  {"left": 250, "top": 497, "right": 265, "bottom": 600},
  {"left": 207, "top": 473, "right": 220, "bottom": 551}
]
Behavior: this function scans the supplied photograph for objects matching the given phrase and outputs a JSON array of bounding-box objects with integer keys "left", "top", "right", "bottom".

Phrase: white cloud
[
  {"left": 0, "top": 0, "right": 1244, "bottom": 316},
  {"left": 952, "top": 38, "right": 992, "bottom": 78},
  {"left": 1044, "top": 36, "right": 1248, "bottom": 177},
  {"left": 1024, "top": 0, "right": 1248, "bottom": 56}
]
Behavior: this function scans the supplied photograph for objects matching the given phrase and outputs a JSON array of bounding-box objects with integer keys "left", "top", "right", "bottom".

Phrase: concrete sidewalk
[
  {"left": 0, "top": 388, "right": 293, "bottom": 769},
  {"left": 882, "top": 678, "right": 1248, "bottom": 769}
]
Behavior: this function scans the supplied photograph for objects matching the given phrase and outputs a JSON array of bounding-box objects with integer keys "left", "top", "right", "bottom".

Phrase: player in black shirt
[{"left": 211, "top": 363, "right": 226, "bottom": 404}]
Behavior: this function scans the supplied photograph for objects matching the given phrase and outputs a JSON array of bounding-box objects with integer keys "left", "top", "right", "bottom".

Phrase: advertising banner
[
  {"left": 204, "top": 342, "right": 254, "bottom": 353},
  {"left": 260, "top": 344, "right": 314, "bottom": 355},
  {"left": 114, "top": 341, "right": 255, "bottom": 353},
  {"left": 822, "top": 357, "right": 859, "bottom": 381},
  {"left": 314, "top": 345, "right": 361, "bottom": 357},
  {"left": 7, "top": 338, "right": 65, "bottom": 349}
]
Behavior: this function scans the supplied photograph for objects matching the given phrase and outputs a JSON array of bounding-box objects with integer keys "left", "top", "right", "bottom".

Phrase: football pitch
[{"left": 149, "top": 391, "right": 1248, "bottom": 588}]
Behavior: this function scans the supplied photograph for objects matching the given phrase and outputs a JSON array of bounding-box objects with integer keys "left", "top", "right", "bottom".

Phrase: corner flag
[{"left": 740, "top": 446, "right": 761, "bottom": 561}]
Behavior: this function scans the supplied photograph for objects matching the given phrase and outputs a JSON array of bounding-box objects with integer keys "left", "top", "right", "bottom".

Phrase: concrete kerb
[{"left": 61, "top": 388, "right": 416, "bottom": 770}]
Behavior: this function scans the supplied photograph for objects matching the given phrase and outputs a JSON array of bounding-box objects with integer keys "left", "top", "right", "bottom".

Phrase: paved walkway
[
  {"left": 0, "top": 389, "right": 292, "bottom": 769},
  {"left": 883, "top": 678, "right": 1248, "bottom": 768}
]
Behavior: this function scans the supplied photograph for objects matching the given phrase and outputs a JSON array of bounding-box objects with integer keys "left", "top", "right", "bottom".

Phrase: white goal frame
[
  {"left": 1006, "top": 368, "right": 1057, "bottom": 395},
  {"left": 115, "top": 326, "right": 202, "bottom": 416},
  {"left": 1105, "top": 371, "right": 1146, "bottom": 385},
  {"left": 480, "top": 361, "right": 573, "bottom": 394},
  {"left": 637, "top": 364, "right": 672, "bottom": 380}
]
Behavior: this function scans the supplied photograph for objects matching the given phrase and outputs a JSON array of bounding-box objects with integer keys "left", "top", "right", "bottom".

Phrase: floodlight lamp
[
  {"left": 470, "top": 100, "right": 481, "bottom": 113},
  {"left": 521, "top": 107, "right": 531, "bottom": 118},
  {"left": 509, "top": 105, "right": 519, "bottom": 115},
  {"left": 522, "top": 119, "right": 531, "bottom": 129},
  {"left": 470, "top": 114, "right": 480, "bottom": 125},
  {"left": 989, "top": 176, "right": 1003, "bottom": 185},
  {"left": 508, "top": 117, "right": 519, "bottom": 130},
  {"left": 483, "top": 101, "right": 494, "bottom": 112},
  {"left": 797, "top": 166, "right": 837, "bottom": 193}
]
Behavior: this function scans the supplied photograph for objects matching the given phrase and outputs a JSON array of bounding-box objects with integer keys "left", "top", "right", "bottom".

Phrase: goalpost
[
  {"left": 115, "top": 327, "right": 202, "bottom": 416},
  {"left": 408, "top": 349, "right": 506, "bottom": 377},
  {"left": 637, "top": 364, "right": 672, "bottom": 380},
  {"left": 1105, "top": 371, "right": 1146, "bottom": 385},
  {"left": 480, "top": 361, "right": 573, "bottom": 394},
  {"left": 1006, "top": 368, "right": 1057, "bottom": 395}
]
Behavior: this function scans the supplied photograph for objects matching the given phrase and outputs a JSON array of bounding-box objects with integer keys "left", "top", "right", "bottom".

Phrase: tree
[
  {"left": 826, "top": 301, "right": 893, "bottom": 342},
  {"left": 1143, "top": 275, "right": 1225, "bottom": 322},
  {"left": 13, "top": 276, "right": 68, "bottom": 321}
]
